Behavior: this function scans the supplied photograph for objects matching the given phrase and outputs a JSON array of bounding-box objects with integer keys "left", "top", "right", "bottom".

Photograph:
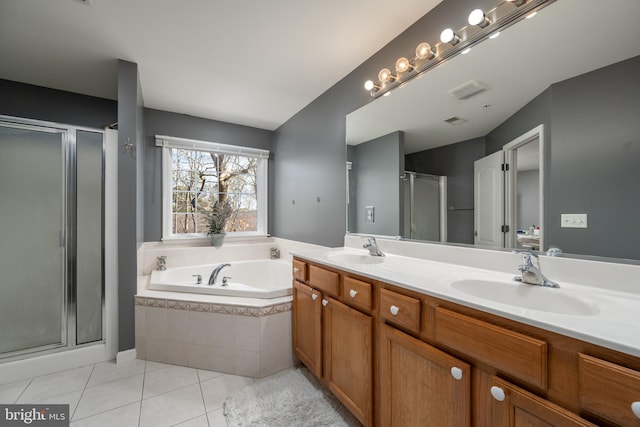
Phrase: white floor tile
[
  {"left": 172, "top": 414, "right": 209, "bottom": 427},
  {"left": 18, "top": 365, "right": 93, "bottom": 403},
  {"left": 87, "top": 359, "right": 146, "bottom": 387},
  {"left": 32, "top": 389, "right": 84, "bottom": 416},
  {"left": 207, "top": 409, "right": 227, "bottom": 427},
  {"left": 0, "top": 378, "right": 32, "bottom": 404},
  {"left": 200, "top": 374, "right": 254, "bottom": 412},
  {"left": 196, "top": 369, "right": 224, "bottom": 382},
  {"left": 73, "top": 374, "right": 144, "bottom": 420},
  {"left": 70, "top": 401, "right": 140, "bottom": 427},
  {"left": 139, "top": 383, "right": 206, "bottom": 427},
  {"left": 145, "top": 360, "right": 174, "bottom": 373},
  {"left": 143, "top": 365, "right": 199, "bottom": 399}
]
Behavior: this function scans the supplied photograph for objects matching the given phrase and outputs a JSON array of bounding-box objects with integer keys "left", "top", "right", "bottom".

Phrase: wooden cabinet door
[
  {"left": 324, "top": 297, "right": 373, "bottom": 427},
  {"left": 490, "top": 377, "right": 596, "bottom": 427},
  {"left": 379, "top": 323, "right": 471, "bottom": 427},
  {"left": 293, "top": 280, "right": 322, "bottom": 378}
]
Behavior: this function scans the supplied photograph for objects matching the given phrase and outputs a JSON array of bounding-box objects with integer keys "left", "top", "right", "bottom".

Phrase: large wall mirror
[{"left": 346, "top": 0, "right": 640, "bottom": 262}]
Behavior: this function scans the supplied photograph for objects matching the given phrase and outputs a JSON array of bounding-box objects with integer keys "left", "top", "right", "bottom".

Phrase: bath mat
[{"left": 223, "top": 368, "right": 362, "bottom": 427}]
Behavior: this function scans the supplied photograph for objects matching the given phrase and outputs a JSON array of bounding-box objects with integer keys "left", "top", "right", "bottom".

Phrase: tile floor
[{"left": 0, "top": 359, "right": 257, "bottom": 426}]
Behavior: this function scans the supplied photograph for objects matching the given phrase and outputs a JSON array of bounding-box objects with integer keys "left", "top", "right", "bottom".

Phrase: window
[{"left": 157, "top": 135, "right": 268, "bottom": 240}]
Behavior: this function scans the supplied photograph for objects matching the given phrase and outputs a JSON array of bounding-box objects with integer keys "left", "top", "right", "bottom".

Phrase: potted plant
[{"left": 207, "top": 199, "right": 233, "bottom": 247}]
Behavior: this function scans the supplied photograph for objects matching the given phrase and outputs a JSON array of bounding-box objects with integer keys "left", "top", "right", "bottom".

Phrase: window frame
[{"left": 156, "top": 135, "right": 269, "bottom": 241}]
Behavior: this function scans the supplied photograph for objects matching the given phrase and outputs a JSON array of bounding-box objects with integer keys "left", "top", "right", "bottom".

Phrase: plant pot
[{"left": 209, "top": 233, "right": 225, "bottom": 247}]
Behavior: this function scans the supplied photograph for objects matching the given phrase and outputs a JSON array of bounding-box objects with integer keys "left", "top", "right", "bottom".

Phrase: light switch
[
  {"left": 365, "top": 206, "right": 375, "bottom": 224},
  {"left": 561, "top": 213, "right": 587, "bottom": 228}
]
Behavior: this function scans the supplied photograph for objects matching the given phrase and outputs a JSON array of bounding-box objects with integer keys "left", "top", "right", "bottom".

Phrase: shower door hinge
[
  {"left": 501, "top": 225, "right": 510, "bottom": 233},
  {"left": 501, "top": 163, "right": 510, "bottom": 171}
]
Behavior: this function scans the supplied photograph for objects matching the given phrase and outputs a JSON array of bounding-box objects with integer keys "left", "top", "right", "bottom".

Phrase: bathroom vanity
[{"left": 291, "top": 249, "right": 640, "bottom": 427}]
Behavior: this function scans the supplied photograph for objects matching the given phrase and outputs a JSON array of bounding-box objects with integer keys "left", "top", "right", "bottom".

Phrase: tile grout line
[
  {"left": 196, "top": 369, "right": 211, "bottom": 427},
  {"left": 11, "top": 377, "right": 35, "bottom": 404},
  {"left": 138, "top": 361, "right": 148, "bottom": 427},
  {"left": 70, "top": 363, "right": 96, "bottom": 421}
]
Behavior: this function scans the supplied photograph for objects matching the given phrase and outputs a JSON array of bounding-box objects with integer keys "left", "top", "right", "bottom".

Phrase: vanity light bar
[{"left": 364, "top": 0, "right": 555, "bottom": 97}]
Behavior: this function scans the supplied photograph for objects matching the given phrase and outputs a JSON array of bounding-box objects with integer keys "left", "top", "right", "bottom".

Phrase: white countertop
[{"left": 292, "top": 247, "right": 640, "bottom": 358}]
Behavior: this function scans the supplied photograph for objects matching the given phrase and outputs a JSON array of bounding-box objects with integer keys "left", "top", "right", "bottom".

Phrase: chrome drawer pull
[
  {"left": 631, "top": 401, "right": 640, "bottom": 419},
  {"left": 390, "top": 305, "right": 400, "bottom": 316},
  {"left": 349, "top": 289, "right": 357, "bottom": 298}
]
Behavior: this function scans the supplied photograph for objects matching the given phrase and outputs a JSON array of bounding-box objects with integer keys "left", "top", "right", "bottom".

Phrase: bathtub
[{"left": 149, "top": 259, "right": 292, "bottom": 298}]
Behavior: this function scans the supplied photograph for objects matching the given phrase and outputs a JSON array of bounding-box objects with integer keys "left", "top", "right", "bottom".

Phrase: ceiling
[
  {"left": 0, "top": 0, "right": 443, "bottom": 130},
  {"left": 346, "top": 0, "right": 640, "bottom": 154}
]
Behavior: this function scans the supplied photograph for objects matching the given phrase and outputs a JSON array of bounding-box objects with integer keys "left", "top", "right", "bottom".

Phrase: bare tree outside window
[{"left": 171, "top": 149, "right": 258, "bottom": 234}]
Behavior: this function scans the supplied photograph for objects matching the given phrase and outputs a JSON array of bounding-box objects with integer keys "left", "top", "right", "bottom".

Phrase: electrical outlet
[
  {"left": 365, "top": 206, "right": 375, "bottom": 224},
  {"left": 561, "top": 213, "right": 587, "bottom": 228}
]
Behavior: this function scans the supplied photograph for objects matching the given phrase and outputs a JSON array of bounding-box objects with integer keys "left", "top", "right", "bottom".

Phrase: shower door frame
[{"left": 0, "top": 115, "right": 106, "bottom": 361}]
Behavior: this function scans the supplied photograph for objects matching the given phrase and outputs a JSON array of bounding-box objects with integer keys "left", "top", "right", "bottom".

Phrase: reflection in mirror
[{"left": 346, "top": 0, "right": 640, "bottom": 261}]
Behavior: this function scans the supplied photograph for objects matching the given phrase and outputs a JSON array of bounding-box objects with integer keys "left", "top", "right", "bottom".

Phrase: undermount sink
[
  {"left": 327, "top": 252, "right": 385, "bottom": 264},
  {"left": 451, "top": 279, "right": 599, "bottom": 316}
]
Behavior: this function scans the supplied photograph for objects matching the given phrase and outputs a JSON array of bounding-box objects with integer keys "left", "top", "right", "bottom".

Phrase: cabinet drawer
[
  {"left": 342, "top": 277, "right": 372, "bottom": 312},
  {"left": 292, "top": 259, "right": 307, "bottom": 282},
  {"left": 434, "top": 307, "right": 547, "bottom": 390},
  {"left": 578, "top": 353, "right": 640, "bottom": 426},
  {"left": 309, "top": 265, "right": 339, "bottom": 297},
  {"left": 379, "top": 288, "right": 421, "bottom": 333}
]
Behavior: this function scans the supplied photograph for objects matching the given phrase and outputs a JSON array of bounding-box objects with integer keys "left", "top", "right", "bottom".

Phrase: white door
[{"left": 474, "top": 151, "right": 504, "bottom": 248}]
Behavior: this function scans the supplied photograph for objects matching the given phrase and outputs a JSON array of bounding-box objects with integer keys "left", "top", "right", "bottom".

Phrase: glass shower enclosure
[
  {"left": 402, "top": 171, "right": 447, "bottom": 242},
  {"left": 0, "top": 116, "right": 104, "bottom": 360}
]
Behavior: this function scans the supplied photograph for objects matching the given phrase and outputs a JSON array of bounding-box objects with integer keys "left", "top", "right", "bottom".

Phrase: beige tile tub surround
[{"left": 135, "top": 297, "right": 294, "bottom": 378}]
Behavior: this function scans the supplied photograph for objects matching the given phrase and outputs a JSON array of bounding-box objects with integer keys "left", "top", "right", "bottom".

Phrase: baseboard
[{"left": 116, "top": 348, "right": 137, "bottom": 364}]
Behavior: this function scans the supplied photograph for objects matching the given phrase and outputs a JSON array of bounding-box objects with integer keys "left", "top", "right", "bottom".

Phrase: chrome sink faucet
[
  {"left": 514, "top": 251, "right": 559, "bottom": 288},
  {"left": 208, "top": 263, "right": 231, "bottom": 285},
  {"left": 363, "top": 236, "right": 385, "bottom": 257}
]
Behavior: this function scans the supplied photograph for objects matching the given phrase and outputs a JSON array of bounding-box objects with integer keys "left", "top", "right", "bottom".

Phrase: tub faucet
[
  {"left": 208, "top": 263, "right": 231, "bottom": 285},
  {"left": 363, "top": 236, "right": 385, "bottom": 257},
  {"left": 513, "top": 251, "right": 559, "bottom": 288},
  {"left": 270, "top": 247, "right": 280, "bottom": 259}
]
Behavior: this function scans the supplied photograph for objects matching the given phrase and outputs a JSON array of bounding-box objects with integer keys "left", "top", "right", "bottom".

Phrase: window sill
[{"left": 160, "top": 233, "right": 271, "bottom": 246}]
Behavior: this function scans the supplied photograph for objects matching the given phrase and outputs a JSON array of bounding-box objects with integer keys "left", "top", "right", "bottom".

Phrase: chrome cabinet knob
[
  {"left": 632, "top": 401, "right": 640, "bottom": 419},
  {"left": 311, "top": 293, "right": 318, "bottom": 301},
  {"left": 450, "top": 367, "right": 463, "bottom": 380},
  {"left": 390, "top": 305, "right": 399, "bottom": 316},
  {"left": 490, "top": 386, "right": 506, "bottom": 402},
  {"left": 293, "top": 267, "right": 300, "bottom": 273},
  {"left": 349, "top": 289, "right": 357, "bottom": 298},
  {"left": 322, "top": 299, "right": 328, "bottom": 307}
]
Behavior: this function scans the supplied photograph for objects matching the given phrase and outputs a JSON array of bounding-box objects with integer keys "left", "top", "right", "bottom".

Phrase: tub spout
[{"left": 208, "top": 263, "right": 231, "bottom": 285}]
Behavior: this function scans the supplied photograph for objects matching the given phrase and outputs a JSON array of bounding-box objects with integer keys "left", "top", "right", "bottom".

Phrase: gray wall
[
  {"left": 143, "top": 108, "right": 273, "bottom": 242},
  {"left": 117, "top": 60, "right": 143, "bottom": 351},
  {"left": 350, "top": 132, "right": 404, "bottom": 236},
  {"left": 271, "top": 0, "right": 496, "bottom": 247},
  {"left": 517, "top": 170, "right": 539, "bottom": 230},
  {"left": 485, "top": 56, "right": 640, "bottom": 259},
  {"left": 0, "top": 79, "right": 117, "bottom": 127},
  {"left": 405, "top": 137, "right": 486, "bottom": 244},
  {"left": 547, "top": 55, "right": 640, "bottom": 259}
]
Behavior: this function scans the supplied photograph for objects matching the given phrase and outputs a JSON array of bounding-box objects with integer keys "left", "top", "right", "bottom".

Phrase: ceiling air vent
[
  {"left": 444, "top": 116, "right": 468, "bottom": 125},
  {"left": 447, "top": 80, "right": 489, "bottom": 100}
]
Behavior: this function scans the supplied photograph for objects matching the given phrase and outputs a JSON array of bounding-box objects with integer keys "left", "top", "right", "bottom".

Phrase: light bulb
[
  {"left": 378, "top": 68, "right": 396, "bottom": 83},
  {"left": 364, "top": 80, "right": 376, "bottom": 91},
  {"left": 415, "top": 42, "right": 435, "bottom": 60},
  {"left": 506, "top": 0, "right": 527, "bottom": 6},
  {"left": 489, "top": 31, "right": 501, "bottom": 39},
  {"left": 440, "top": 28, "right": 460, "bottom": 45},
  {"left": 395, "top": 57, "right": 413, "bottom": 73},
  {"left": 468, "top": 9, "right": 490, "bottom": 28}
]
